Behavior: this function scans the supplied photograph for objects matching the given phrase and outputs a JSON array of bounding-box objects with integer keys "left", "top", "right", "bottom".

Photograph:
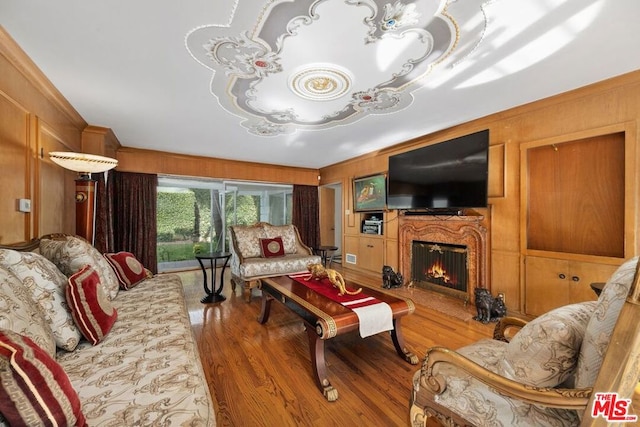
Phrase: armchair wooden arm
[
  {"left": 493, "top": 316, "right": 529, "bottom": 342},
  {"left": 419, "top": 346, "right": 591, "bottom": 410}
]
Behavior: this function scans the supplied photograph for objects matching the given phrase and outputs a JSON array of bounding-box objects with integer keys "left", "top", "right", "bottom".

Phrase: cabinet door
[
  {"left": 525, "top": 256, "right": 617, "bottom": 316},
  {"left": 525, "top": 257, "right": 570, "bottom": 316},
  {"left": 359, "top": 237, "right": 384, "bottom": 272},
  {"left": 568, "top": 261, "right": 618, "bottom": 303}
]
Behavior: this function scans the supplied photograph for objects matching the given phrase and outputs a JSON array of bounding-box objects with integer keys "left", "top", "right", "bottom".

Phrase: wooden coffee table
[{"left": 258, "top": 275, "right": 418, "bottom": 401}]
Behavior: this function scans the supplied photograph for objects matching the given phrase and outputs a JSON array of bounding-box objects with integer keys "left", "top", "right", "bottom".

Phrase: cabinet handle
[
  {"left": 558, "top": 273, "right": 566, "bottom": 279},
  {"left": 572, "top": 276, "right": 580, "bottom": 282}
]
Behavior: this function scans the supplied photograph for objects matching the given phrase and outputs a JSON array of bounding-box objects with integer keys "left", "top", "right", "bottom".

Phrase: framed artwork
[{"left": 353, "top": 174, "right": 386, "bottom": 212}]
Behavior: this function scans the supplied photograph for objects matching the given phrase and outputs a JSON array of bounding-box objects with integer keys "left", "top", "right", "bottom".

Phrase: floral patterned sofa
[
  {"left": 410, "top": 256, "right": 640, "bottom": 426},
  {"left": 228, "top": 222, "right": 321, "bottom": 301},
  {"left": 0, "top": 234, "right": 215, "bottom": 426}
]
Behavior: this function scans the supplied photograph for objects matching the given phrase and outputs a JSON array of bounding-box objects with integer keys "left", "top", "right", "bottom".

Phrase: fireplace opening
[{"left": 411, "top": 241, "right": 468, "bottom": 300}]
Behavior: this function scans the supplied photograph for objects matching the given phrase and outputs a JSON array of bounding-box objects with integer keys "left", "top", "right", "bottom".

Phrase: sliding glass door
[{"left": 157, "top": 177, "right": 292, "bottom": 271}]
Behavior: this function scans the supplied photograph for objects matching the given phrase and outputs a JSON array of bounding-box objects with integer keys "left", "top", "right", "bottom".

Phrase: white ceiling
[{"left": 2, "top": 0, "right": 640, "bottom": 169}]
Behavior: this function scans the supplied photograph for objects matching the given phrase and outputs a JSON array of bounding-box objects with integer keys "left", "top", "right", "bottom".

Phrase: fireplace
[
  {"left": 412, "top": 241, "right": 468, "bottom": 299},
  {"left": 399, "top": 214, "right": 488, "bottom": 303}
]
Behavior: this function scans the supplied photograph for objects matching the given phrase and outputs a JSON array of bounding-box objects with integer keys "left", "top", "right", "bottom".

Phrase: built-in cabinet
[
  {"left": 521, "top": 123, "right": 636, "bottom": 316},
  {"left": 345, "top": 234, "right": 384, "bottom": 272},
  {"left": 343, "top": 210, "right": 399, "bottom": 274},
  {"left": 524, "top": 256, "right": 618, "bottom": 316}
]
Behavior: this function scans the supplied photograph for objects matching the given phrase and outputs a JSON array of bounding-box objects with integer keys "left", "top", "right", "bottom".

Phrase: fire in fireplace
[{"left": 411, "top": 241, "right": 468, "bottom": 299}]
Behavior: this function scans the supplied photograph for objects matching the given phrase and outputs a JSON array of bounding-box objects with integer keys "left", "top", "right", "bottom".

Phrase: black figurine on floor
[
  {"left": 382, "top": 265, "right": 404, "bottom": 289},
  {"left": 473, "top": 288, "right": 506, "bottom": 323}
]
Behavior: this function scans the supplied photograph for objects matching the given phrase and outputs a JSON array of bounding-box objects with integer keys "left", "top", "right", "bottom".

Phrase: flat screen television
[{"left": 387, "top": 129, "right": 489, "bottom": 211}]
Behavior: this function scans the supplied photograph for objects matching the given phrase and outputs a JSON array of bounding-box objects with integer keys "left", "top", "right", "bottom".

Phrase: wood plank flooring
[{"left": 177, "top": 266, "right": 494, "bottom": 426}]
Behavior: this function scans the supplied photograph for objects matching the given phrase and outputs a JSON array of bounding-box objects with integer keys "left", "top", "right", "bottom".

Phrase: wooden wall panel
[
  {"left": 320, "top": 70, "right": 640, "bottom": 314},
  {"left": 0, "top": 28, "right": 84, "bottom": 242},
  {"left": 0, "top": 91, "right": 30, "bottom": 244},
  {"left": 38, "top": 122, "right": 76, "bottom": 236},
  {"left": 116, "top": 147, "right": 319, "bottom": 186}
]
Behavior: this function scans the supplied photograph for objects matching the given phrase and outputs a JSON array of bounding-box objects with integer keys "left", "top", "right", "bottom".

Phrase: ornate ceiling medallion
[
  {"left": 289, "top": 65, "right": 353, "bottom": 101},
  {"left": 186, "top": 0, "right": 493, "bottom": 137}
]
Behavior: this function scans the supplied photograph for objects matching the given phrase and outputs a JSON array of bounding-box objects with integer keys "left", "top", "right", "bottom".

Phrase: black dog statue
[
  {"left": 382, "top": 265, "right": 403, "bottom": 289},
  {"left": 473, "top": 288, "right": 506, "bottom": 323}
]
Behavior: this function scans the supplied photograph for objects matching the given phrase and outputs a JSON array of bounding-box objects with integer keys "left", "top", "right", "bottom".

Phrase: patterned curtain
[
  {"left": 292, "top": 185, "right": 320, "bottom": 250},
  {"left": 95, "top": 171, "right": 158, "bottom": 273}
]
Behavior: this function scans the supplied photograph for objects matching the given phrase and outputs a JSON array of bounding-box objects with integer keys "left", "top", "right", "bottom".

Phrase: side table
[
  {"left": 314, "top": 245, "right": 338, "bottom": 267},
  {"left": 195, "top": 252, "right": 231, "bottom": 304}
]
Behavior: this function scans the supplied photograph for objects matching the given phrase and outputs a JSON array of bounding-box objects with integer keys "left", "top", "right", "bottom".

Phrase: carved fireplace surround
[{"left": 398, "top": 214, "right": 488, "bottom": 303}]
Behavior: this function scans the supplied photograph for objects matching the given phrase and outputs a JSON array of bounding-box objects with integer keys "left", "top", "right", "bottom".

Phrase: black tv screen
[{"left": 387, "top": 130, "right": 489, "bottom": 210}]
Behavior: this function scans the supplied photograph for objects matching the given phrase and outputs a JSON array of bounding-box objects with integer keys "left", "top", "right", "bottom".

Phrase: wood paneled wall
[
  {"left": 0, "top": 29, "right": 86, "bottom": 243},
  {"left": 115, "top": 147, "right": 319, "bottom": 186},
  {"left": 320, "top": 70, "right": 640, "bottom": 313}
]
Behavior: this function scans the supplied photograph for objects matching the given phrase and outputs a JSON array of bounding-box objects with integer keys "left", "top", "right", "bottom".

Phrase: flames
[{"left": 426, "top": 260, "right": 455, "bottom": 284}]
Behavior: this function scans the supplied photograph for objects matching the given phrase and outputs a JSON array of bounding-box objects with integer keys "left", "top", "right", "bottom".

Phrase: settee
[
  {"left": 410, "top": 257, "right": 640, "bottom": 426},
  {"left": 0, "top": 234, "right": 215, "bottom": 426},
  {"left": 228, "top": 222, "right": 321, "bottom": 301}
]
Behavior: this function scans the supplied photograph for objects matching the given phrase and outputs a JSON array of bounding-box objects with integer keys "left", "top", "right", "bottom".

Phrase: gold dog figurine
[{"left": 305, "top": 263, "right": 362, "bottom": 296}]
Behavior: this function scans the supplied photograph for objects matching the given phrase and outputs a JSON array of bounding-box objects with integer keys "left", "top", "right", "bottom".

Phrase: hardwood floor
[{"left": 177, "top": 266, "right": 494, "bottom": 426}]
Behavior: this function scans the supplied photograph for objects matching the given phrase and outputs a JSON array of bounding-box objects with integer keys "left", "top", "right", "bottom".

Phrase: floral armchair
[
  {"left": 228, "top": 222, "right": 321, "bottom": 302},
  {"left": 410, "top": 257, "right": 640, "bottom": 426}
]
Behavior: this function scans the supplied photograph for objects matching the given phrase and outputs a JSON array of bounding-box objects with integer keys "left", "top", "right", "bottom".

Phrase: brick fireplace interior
[{"left": 399, "top": 214, "right": 488, "bottom": 303}]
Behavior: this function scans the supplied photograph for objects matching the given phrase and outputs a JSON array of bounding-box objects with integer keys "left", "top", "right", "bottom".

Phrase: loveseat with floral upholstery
[
  {"left": 0, "top": 234, "right": 215, "bottom": 426},
  {"left": 228, "top": 222, "right": 321, "bottom": 302},
  {"left": 410, "top": 257, "right": 640, "bottom": 426}
]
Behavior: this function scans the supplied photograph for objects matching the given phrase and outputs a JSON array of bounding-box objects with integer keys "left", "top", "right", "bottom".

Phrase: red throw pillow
[
  {"left": 0, "top": 329, "right": 86, "bottom": 426},
  {"left": 67, "top": 265, "right": 117, "bottom": 345},
  {"left": 260, "top": 237, "right": 285, "bottom": 258},
  {"left": 104, "top": 251, "right": 148, "bottom": 290}
]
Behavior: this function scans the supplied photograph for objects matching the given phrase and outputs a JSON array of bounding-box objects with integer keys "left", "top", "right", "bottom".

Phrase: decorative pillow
[
  {"left": 0, "top": 329, "right": 86, "bottom": 426},
  {"left": 0, "top": 266, "right": 56, "bottom": 357},
  {"left": 104, "top": 252, "right": 148, "bottom": 290},
  {"left": 263, "top": 224, "right": 298, "bottom": 254},
  {"left": 0, "top": 249, "right": 81, "bottom": 351},
  {"left": 67, "top": 265, "right": 117, "bottom": 345},
  {"left": 498, "top": 301, "right": 596, "bottom": 387},
  {"left": 576, "top": 257, "right": 638, "bottom": 388},
  {"left": 230, "top": 225, "right": 266, "bottom": 258},
  {"left": 260, "top": 237, "right": 285, "bottom": 258},
  {"left": 40, "top": 234, "right": 120, "bottom": 300}
]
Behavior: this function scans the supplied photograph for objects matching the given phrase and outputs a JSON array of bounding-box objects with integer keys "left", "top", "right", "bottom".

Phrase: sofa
[
  {"left": 228, "top": 222, "right": 321, "bottom": 301},
  {"left": 410, "top": 257, "right": 640, "bottom": 426},
  {"left": 0, "top": 234, "right": 215, "bottom": 426}
]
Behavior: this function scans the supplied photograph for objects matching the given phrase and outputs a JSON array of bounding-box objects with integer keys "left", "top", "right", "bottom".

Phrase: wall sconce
[{"left": 49, "top": 152, "right": 118, "bottom": 244}]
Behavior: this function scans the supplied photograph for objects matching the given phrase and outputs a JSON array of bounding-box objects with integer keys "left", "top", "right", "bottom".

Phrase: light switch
[{"left": 18, "top": 198, "right": 31, "bottom": 213}]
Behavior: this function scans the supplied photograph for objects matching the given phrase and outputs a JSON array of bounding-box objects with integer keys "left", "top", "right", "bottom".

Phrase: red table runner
[{"left": 288, "top": 272, "right": 393, "bottom": 337}]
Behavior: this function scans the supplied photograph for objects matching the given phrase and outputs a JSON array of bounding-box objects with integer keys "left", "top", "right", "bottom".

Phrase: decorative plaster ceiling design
[
  {"left": 3, "top": 1, "right": 640, "bottom": 168},
  {"left": 186, "top": 0, "right": 491, "bottom": 136}
]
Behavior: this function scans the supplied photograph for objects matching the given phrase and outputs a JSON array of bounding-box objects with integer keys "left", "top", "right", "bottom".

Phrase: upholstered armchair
[
  {"left": 228, "top": 222, "right": 321, "bottom": 302},
  {"left": 410, "top": 257, "right": 640, "bottom": 426}
]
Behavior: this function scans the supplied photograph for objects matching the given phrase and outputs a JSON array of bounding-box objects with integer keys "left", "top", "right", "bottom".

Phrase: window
[{"left": 157, "top": 177, "right": 292, "bottom": 271}]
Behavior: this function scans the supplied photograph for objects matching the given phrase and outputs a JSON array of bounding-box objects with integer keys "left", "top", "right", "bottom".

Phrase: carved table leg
[
  {"left": 305, "top": 324, "right": 338, "bottom": 402},
  {"left": 257, "top": 292, "right": 273, "bottom": 324},
  {"left": 390, "top": 317, "right": 419, "bottom": 365}
]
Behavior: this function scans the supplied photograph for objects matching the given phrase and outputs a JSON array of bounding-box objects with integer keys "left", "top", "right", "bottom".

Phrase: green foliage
[
  {"left": 157, "top": 232, "right": 174, "bottom": 242},
  {"left": 157, "top": 191, "right": 196, "bottom": 237},
  {"left": 157, "top": 242, "right": 197, "bottom": 262}
]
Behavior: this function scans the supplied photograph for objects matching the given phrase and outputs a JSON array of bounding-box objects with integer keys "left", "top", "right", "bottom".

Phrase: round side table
[
  {"left": 314, "top": 245, "right": 338, "bottom": 267},
  {"left": 195, "top": 252, "right": 232, "bottom": 303}
]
